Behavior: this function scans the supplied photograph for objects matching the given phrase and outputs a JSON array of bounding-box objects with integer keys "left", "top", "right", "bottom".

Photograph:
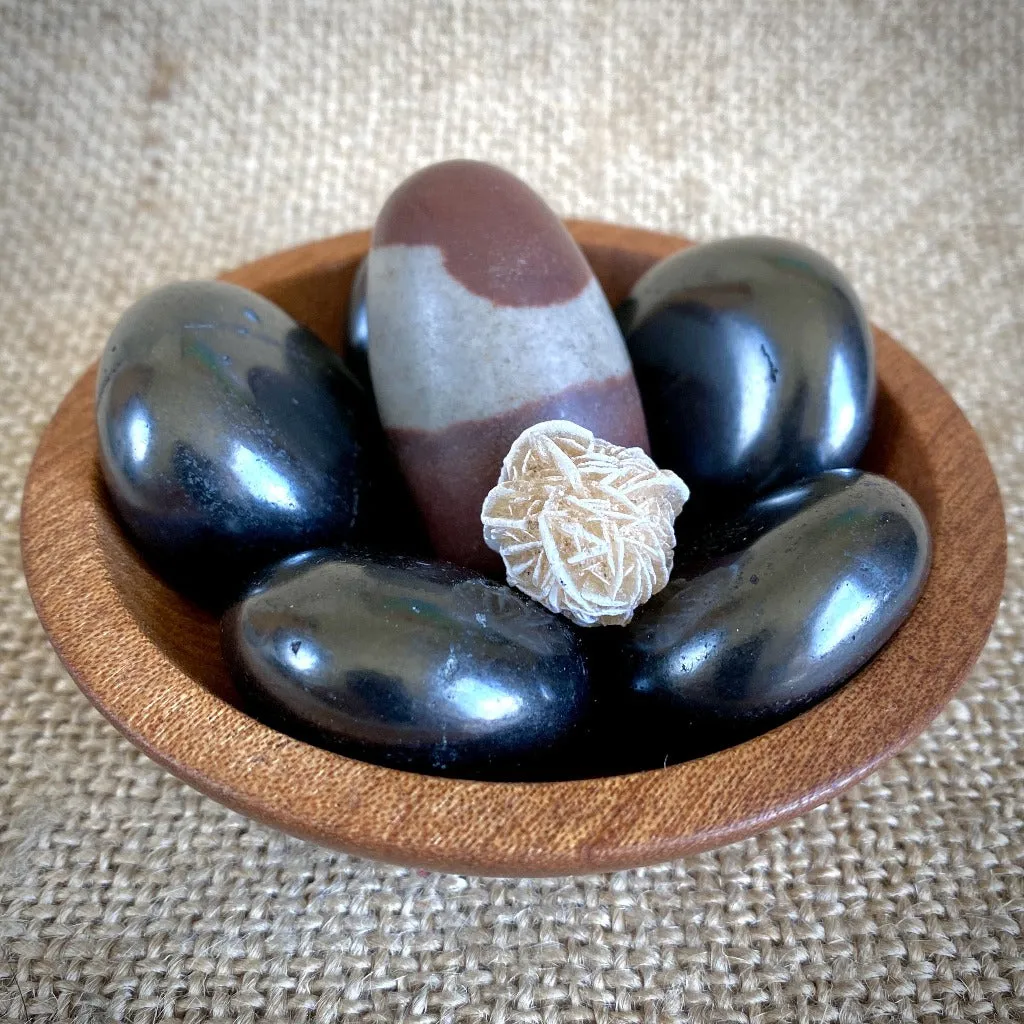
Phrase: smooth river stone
[
  {"left": 617, "top": 237, "right": 875, "bottom": 504},
  {"left": 344, "top": 256, "right": 370, "bottom": 390},
  {"left": 367, "top": 159, "right": 650, "bottom": 572},
  {"left": 222, "top": 550, "right": 590, "bottom": 780},
  {"left": 599, "top": 470, "right": 930, "bottom": 767},
  {"left": 96, "top": 281, "right": 379, "bottom": 601}
]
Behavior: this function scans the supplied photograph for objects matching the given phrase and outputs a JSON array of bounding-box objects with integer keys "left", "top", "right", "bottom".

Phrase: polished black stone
[
  {"left": 96, "top": 281, "right": 380, "bottom": 602},
  {"left": 618, "top": 237, "right": 875, "bottom": 503},
  {"left": 222, "top": 550, "right": 590, "bottom": 780},
  {"left": 596, "top": 471, "right": 930, "bottom": 768},
  {"left": 344, "top": 256, "right": 371, "bottom": 390}
]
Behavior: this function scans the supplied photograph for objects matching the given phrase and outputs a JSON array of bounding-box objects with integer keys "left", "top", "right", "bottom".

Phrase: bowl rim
[{"left": 20, "top": 222, "right": 1006, "bottom": 876}]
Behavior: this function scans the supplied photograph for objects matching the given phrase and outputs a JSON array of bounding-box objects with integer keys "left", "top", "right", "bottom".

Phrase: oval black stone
[
  {"left": 344, "top": 256, "right": 371, "bottom": 391},
  {"left": 96, "top": 281, "right": 380, "bottom": 602},
  {"left": 618, "top": 237, "right": 875, "bottom": 504},
  {"left": 596, "top": 471, "right": 930, "bottom": 768},
  {"left": 222, "top": 550, "right": 590, "bottom": 780}
]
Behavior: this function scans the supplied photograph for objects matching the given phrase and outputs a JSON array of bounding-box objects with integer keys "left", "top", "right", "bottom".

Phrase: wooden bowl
[{"left": 20, "top": 222, "right": 1006, "bottom": 877}]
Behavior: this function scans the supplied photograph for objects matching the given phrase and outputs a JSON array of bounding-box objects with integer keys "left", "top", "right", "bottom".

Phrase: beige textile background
[{"left": 2, "top": 1, "right": 1022, "bottom": 1021}]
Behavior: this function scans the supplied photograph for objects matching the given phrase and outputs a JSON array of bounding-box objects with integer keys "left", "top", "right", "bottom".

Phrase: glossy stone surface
[
  {"left": 368, "top": 159, "right": 649, "bottom": 572},
  {"left": 618, "top": 237, "right": 875, "bottom": 503},
  {"left": 344, "top": 256, "right": 370, "bottom": 390},
  {"left": 96, "top": 281, "right": 379, "bottom": 600},
  {"left": 601, "top": 470, "right": 930, "bottom": 766},
  {"left": 222, "top": 550, "right": 590, "bottom": 780}
]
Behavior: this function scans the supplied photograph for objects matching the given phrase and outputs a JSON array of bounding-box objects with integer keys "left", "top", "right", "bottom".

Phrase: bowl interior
[
  {"left": 22, "top": 223, "right": 1003, "bottom": 875},
  {"left": 105, "top": 234, "right": 936, "bottom": 721}
]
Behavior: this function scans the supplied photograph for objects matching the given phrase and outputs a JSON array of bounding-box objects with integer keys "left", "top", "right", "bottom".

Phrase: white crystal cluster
[{"left": 481, "top": 420, "right": 690, "bottom": 627}]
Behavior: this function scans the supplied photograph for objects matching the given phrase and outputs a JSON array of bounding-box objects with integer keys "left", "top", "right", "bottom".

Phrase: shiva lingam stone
[{"left": 366, "top": 159, "right": 649, "bottom": 572}]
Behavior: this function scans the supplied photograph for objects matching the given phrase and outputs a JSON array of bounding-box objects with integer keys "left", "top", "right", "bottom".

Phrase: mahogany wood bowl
[{"left": 21, "top": 222, "right": 1006, "bottom": 876}]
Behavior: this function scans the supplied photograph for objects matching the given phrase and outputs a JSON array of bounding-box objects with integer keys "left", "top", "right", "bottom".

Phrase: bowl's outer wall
[{"left": 20, "top": 223, "right": 1006, "bottom": 876}]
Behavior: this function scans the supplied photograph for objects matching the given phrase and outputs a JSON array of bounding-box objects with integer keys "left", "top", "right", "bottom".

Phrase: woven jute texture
[{"left": 2, "top": 1, "right": 1022, "bottom": 1021}]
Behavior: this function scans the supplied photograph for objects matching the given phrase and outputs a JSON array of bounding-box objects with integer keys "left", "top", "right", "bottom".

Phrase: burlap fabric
[{"left": 2, "top": 2, "right": 1022, "bottom": 1021}]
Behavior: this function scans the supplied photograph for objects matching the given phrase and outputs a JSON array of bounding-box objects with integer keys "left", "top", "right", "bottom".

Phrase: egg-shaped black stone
[
  {"left": 618, "top": 237, "right": 875, "bottom": 503},
  {"left": 344, "top": 256, "right": 371, "bottom": 390},
  {"left": 222, "top": 550, "right": 590, "bottom": 780},
  {"left": 597, "top": 470, "right": 930, "bottom": 768},
  {"left": 96, "top": 281, "right": 379, "bottom": 601}
]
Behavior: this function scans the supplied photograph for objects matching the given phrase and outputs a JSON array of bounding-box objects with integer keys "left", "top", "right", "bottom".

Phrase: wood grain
[{"left": 20, "top": 223, "right": 1006, "bottom": 877}]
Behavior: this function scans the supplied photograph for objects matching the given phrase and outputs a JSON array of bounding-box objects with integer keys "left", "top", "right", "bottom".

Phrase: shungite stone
[
  {"left": 618, "top": 237, "right": 875, "bottom": 505},
  {"left": 96, "top": 280, "right": 379, "bottom": 602},
  {"left": 344, "top": 256, "right": 370, "bottom": 391},
  {"left": 222, "top": 549, "right": 591, "bottom": 780},
  {"left": 594, "top": 470, "right": 930, "bottom": 769}
]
